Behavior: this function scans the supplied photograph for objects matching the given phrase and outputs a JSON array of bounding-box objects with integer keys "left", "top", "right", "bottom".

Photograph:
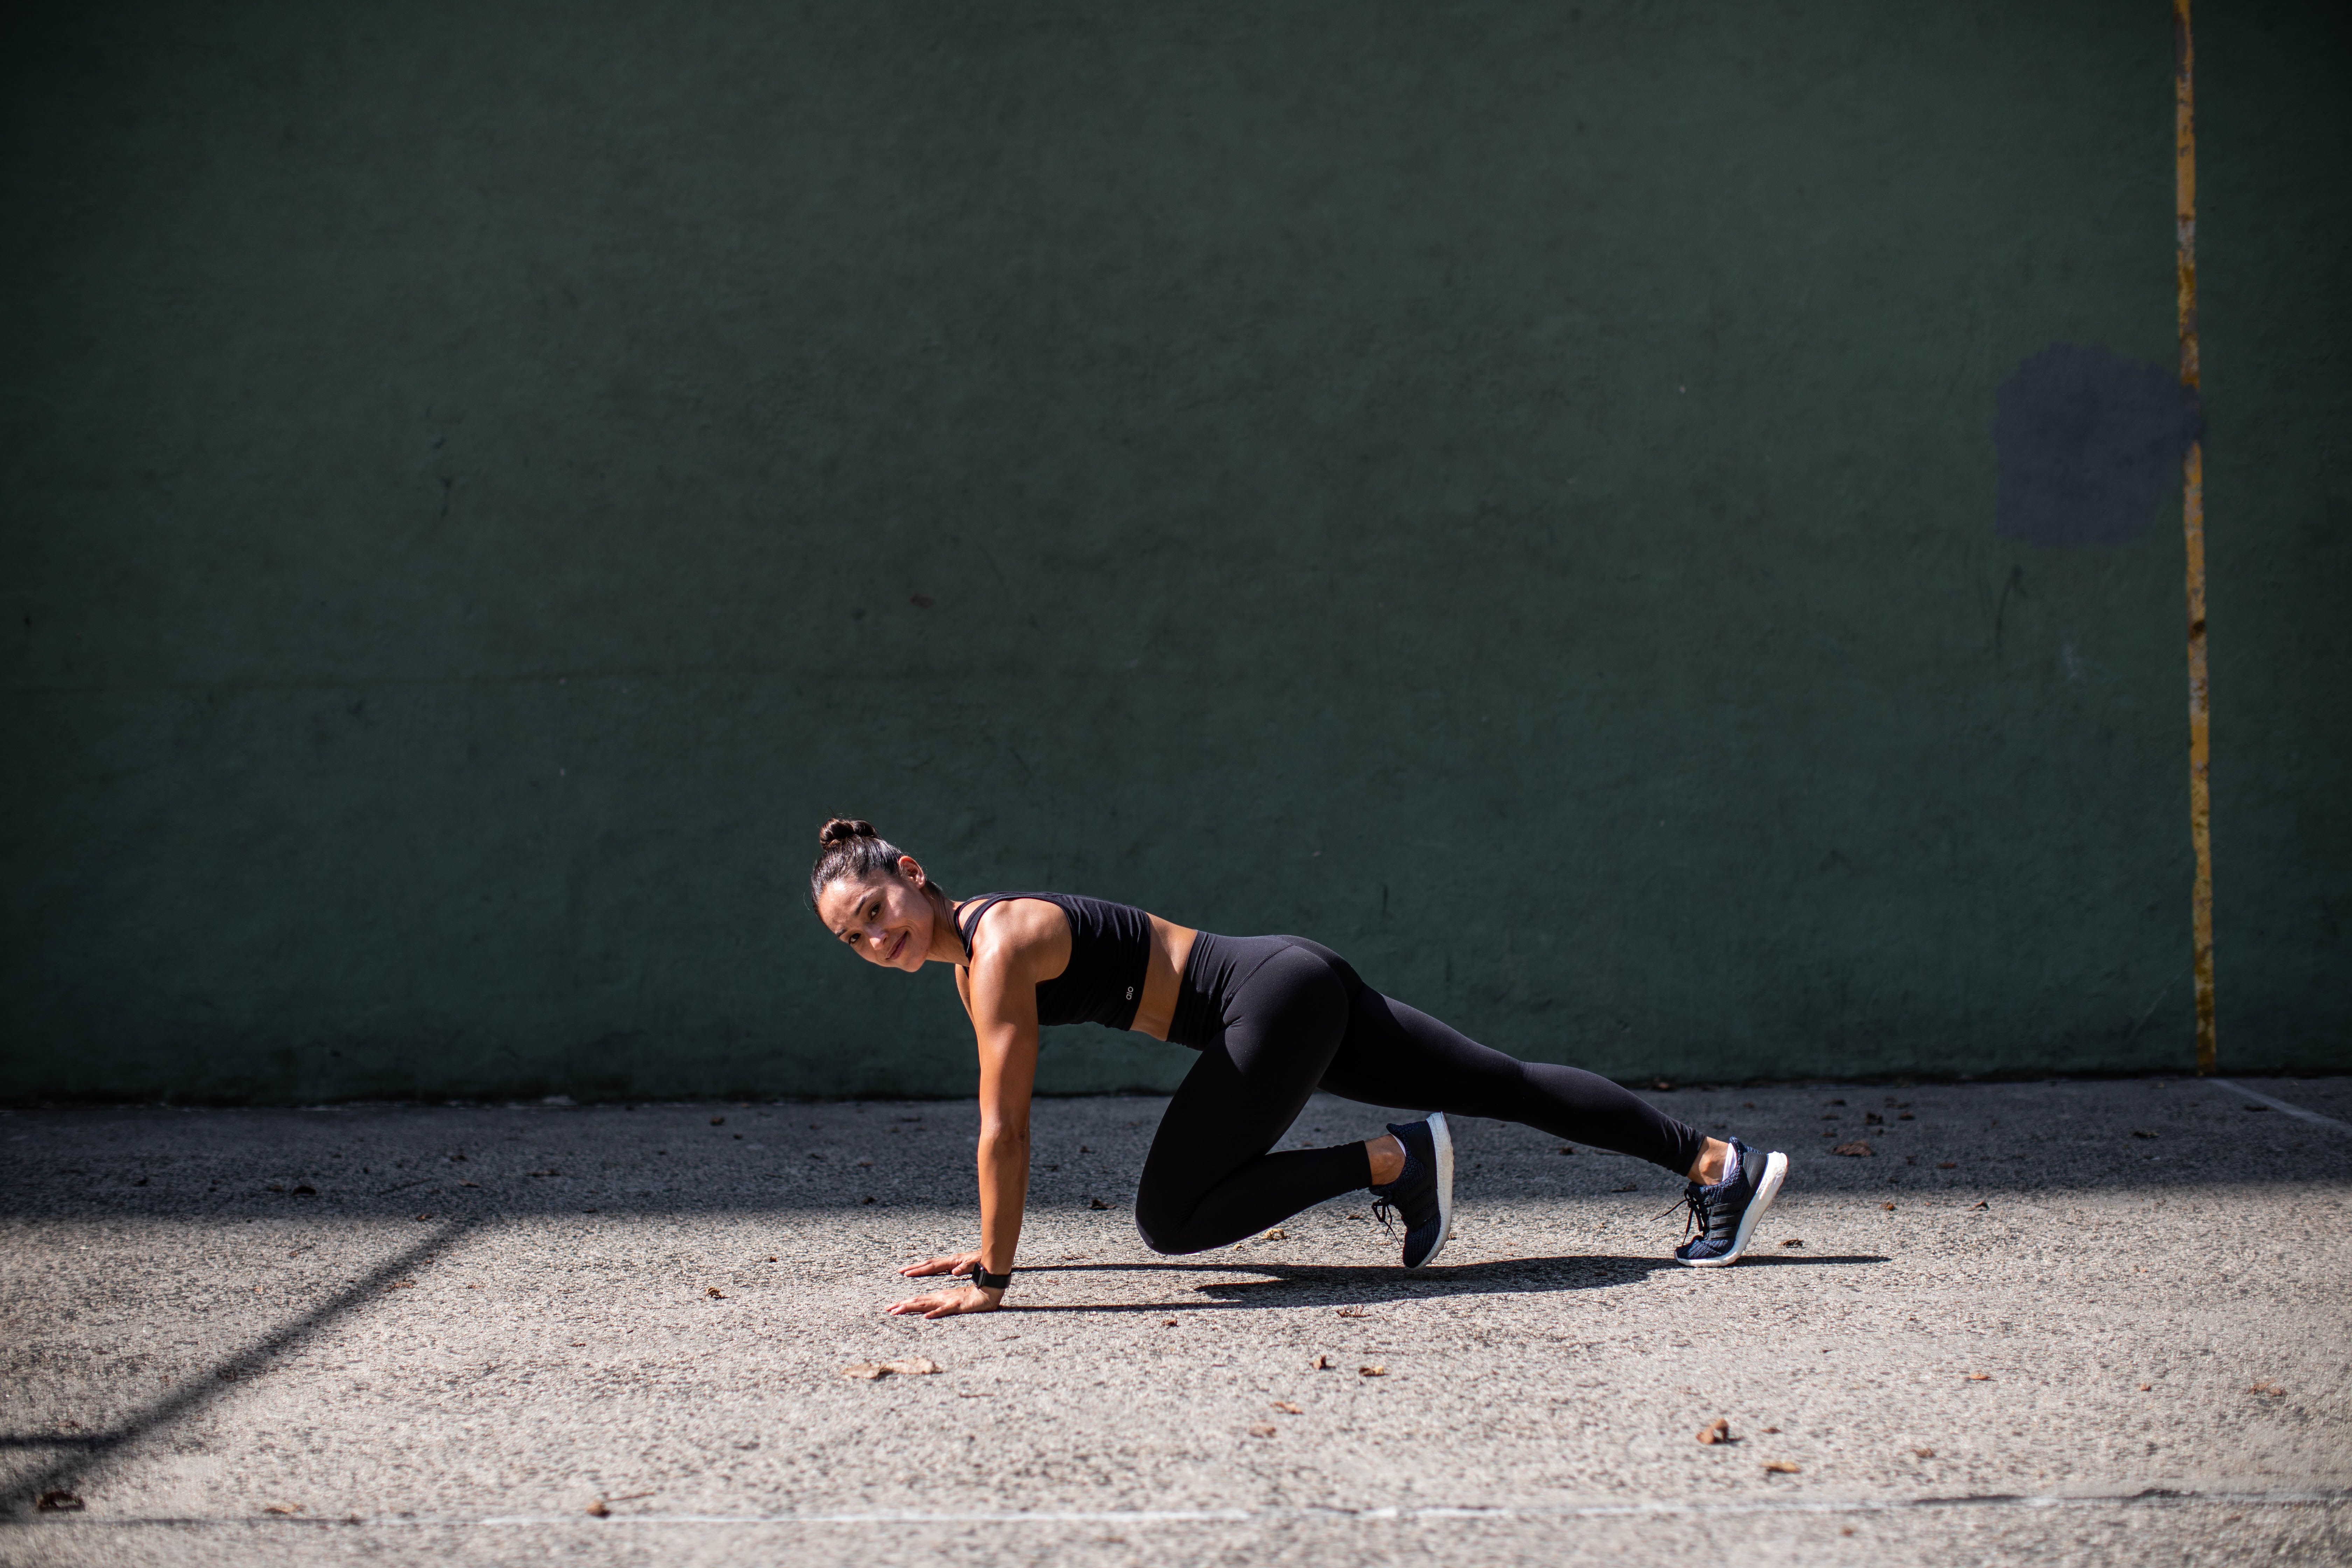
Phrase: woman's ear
[{"left": 898, "top": 854, "right": 926, "bottom": 888}]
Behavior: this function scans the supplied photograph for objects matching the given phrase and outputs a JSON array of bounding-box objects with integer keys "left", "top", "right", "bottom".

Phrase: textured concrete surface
[{"left": 3, "top": 1077, "right": 2348, "bottom": 1566}]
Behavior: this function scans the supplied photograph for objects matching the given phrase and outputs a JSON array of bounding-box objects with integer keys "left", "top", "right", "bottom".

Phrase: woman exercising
[{"left": 807, "top": 818, "right": 1789, "bottom": 1319}]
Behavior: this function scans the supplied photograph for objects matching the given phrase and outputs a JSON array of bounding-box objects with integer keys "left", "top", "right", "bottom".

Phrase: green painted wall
[{"left": 4, "top": 2, "right": 2345, "bottom": 1103}]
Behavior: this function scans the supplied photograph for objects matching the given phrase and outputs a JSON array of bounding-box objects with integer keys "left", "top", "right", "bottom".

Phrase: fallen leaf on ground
[
  {"left": 1762, "top": 1426, "right": 1781, "bottom": 1434},
  {"left": 458, "top": 1181, "right": 479, "bottom": 1188},
  {"left": 1913, "top": 1447, "right": 1934, "bottom": 1458},
  {"left": 1359, "top": 1365, "right": 1387, "bottom": 1377},
  {"left": 37, "top": 1491, "right": 85, "bottom": 1511},
  {"left": 1970, "top": 1200, "right": 1989, "bottom": 1210},
  {"left": 842, "top": 1358, "right": 943, "bottom": 1380},
  {"left": 290, "top": 1184, "right": 316, "bottom": 1195},
  {"left": 1938, "top": 1162, "right": 1958, "bottom": 1170},
  {"left": 1162, "top": 1319, "right": 1177, "bottom": 1327},
  {"left": 766, "top": 1256, "right": 778, "bottom": 1262},
  {"left": 2137, "top": 1382, "right": 2152, "bottom": 1391},
  {"left": 1832, "top": 1141, "right": 1874, "bottom": 1157},
  {"left": 1612, "top": 1182, "right": 1637, "bottom": 1192},
  {"left": 1271, "top": 1401, "right": 1304, "bottom": 1414},
  {"left": 1088, "top": 1198, "right": 1110, "bottom": 1210},
  {"left": 413, "top": 1212, "right": 434, "bottom": 1221},
  {"left": 1881, "top": 1202, "right": 1896, "bottom": 1211},
  {"left": 705, "top": 1287, "right": 725, "bottom": 1298},
  {"left": 1262, "top": 1227, "right": 1287, "bottom": 1240},
  {"left": 1335, "top": 1306, "right": 1367, "bottom": 1318},
  {"left": 1779, "top": 1239, "right": 1804, "bottom": 1248},
  {"left": 1311, "top": 1354, "right": 1331, "bottom": 1370},
  {"left": 2131, "top": 1129, "right": 2157, "bottom": 1139},
  {"left": 267, "top": 1184, "right": 285, "bottom": 1192},
  {"left": 861, "top": 1196, "right": 876, "bottom": 1205},
  {"left": 262, "top": 1503, "right": 301, "bottom": 1515},
  {"left": 710, "top": 1116, "right": 725, "bottom": 1126},
  {"left": 1763, "top": 1461, "right": 1800, "bottom": 1474},
  {"left": 1558, "top": 1146, "right": 1576, "bottom": 1155},
  {"left": 1966, "top": 1372, "right": 1990, "bottom": 1381},
  {"left": 1696, "top": 1418, "right": 1731, "bottom": 1445},
  {"left": 586, "top": 1499, "right": 609, "bottom": 1517},
  {"left": 388, "top": 1279, "right": 415, "bottom": 1290},
  {"left": 1249, "top": 1423, "right": 1278, "bottom": 1437},
  {"left": 857, "top": 1160, "right": 873, "bottom": 1168},
  {"left": 2251, "top": 1382, "right": 2286, "bottom": 1396}
]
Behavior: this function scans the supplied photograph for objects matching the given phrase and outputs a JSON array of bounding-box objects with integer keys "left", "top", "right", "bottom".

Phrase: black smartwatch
[{"left": 972, "top": 1268, "right": 1013, "bottom": 1292}]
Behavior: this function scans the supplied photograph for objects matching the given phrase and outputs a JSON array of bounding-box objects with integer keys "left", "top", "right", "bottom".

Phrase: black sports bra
[{"left": 954, "top": 892, "right": 1153, "bottom": 1030}]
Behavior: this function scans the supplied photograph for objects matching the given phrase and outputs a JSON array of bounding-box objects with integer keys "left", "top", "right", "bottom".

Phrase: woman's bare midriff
[{"left": 1129, "top": 914, "right": 1197, "bottom": 1042}]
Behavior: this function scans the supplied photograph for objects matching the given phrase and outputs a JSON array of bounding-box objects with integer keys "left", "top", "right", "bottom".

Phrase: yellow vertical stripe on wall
[{"left": 2176, "top": 0, "right": 2216, "bottom": 1075}]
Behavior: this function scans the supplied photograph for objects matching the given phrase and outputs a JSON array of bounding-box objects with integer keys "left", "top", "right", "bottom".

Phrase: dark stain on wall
[{"left": 1995, "top": 343, "right": 2202, "bottom": 547}]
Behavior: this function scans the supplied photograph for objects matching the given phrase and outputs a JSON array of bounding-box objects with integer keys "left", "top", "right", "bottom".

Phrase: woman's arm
[{"left": 888, "top": 908, "right": 1045, "bottom": 1318}]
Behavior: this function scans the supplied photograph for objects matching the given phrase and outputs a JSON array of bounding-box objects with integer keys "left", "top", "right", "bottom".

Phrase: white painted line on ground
[
  {"left": 472, "top": 1495, "right": 2333, "bottom": 1523},
  {"left": 2208, "top": 1080, "right": 2352, "bottom": 1134},
  {"left": 63, "top": 1488, "right": 2341, "bottom": 1529},
  {"left": 466, "top": 1489, "right": 2345, "bottom": 1526}
]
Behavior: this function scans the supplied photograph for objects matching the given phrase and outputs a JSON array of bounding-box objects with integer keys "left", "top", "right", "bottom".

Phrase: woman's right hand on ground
[
  {"left": 884, "top": 1283, "right": 1003, "bottom": 1318},
  {"left": 899, "top": 1250, "right": 984, "bottom": 1279}
]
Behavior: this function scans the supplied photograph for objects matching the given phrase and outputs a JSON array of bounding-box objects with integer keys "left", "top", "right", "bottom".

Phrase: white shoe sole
[
  {"left": 1682, "top": 1149, "right": 1788, "bottom": 1269},
  {"left": 1405, "top": 1111, "right": 1454, "bottom": 1269}
]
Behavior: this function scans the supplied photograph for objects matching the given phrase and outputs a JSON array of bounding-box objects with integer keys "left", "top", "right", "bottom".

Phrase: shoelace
[
  {"left": 1370, "top": 1192, "right": 1401, "bottom": 1238},
  {"left": 1659, "top": 1186, "right": 1712, "bottom": 1245}
]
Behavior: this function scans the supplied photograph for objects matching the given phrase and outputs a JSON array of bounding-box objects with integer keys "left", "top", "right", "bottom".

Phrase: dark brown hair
[{"left": 808, "top": 817, "right": 910, "bottom": 908}]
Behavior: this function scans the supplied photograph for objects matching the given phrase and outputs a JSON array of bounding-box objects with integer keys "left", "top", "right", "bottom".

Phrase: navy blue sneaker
[
  {"left": 1370, "top": 1112, "right": 1454, "bottom": 1268},
  {"left": 1674, "top": 1138, "right": 1788, "bottom": 1267}
]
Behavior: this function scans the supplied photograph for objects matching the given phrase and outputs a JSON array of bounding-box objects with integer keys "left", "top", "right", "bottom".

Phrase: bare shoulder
[{"left": 958, "top": 896, "right": 1072, "bottom": 982}]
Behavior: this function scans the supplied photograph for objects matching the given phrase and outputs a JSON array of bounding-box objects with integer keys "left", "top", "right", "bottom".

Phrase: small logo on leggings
[{"left": 1125, "top": 987, "right": 1135, "bottom": 1000}]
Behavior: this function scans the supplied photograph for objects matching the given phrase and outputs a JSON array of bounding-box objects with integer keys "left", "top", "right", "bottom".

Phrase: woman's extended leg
[
  {"left": 1133, "top": 945, "right": 1374, "bottom": 1254},
  {"left": 1317, "top": 987, "right": 1710, "bottom": 1178}
]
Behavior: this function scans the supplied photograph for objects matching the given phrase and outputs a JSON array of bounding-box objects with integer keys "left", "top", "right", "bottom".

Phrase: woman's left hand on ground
[{"left": 884, "top": 1283, "right": 1003, "bottom": 1318}]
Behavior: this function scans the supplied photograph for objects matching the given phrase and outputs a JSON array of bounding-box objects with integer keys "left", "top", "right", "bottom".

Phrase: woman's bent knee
[
  {"left": 1134, "top": 1211, "right": 1209, "bottom": 1256},
  {"left": 1133, "top": 1183, "right": 1218, "bottom": 1255}
]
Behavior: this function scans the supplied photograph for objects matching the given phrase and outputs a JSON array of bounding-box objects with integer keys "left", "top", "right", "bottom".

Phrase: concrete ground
[{"left": 2, "top": 1076, "right": 2347, "bottom": 1567}]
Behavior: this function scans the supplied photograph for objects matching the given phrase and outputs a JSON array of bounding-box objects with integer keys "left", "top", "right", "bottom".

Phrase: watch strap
[{"left": 972, "top": 1268, "right": 1013, "bottom": 1291}]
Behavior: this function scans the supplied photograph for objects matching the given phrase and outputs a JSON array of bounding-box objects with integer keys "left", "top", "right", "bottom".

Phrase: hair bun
[{"left": 818, "top": 816, "right": 879, "bottom": 848}]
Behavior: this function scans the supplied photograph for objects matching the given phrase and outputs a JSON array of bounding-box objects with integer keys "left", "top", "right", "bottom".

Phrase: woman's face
[{"left": 815, "top": 861, "right": 937, "bottom": 973}]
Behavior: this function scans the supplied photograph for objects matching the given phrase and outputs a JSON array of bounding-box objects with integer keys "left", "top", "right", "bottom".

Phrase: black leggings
[{"left": 1133, "top": 934, "right": 1707, "bottom": 1255}]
